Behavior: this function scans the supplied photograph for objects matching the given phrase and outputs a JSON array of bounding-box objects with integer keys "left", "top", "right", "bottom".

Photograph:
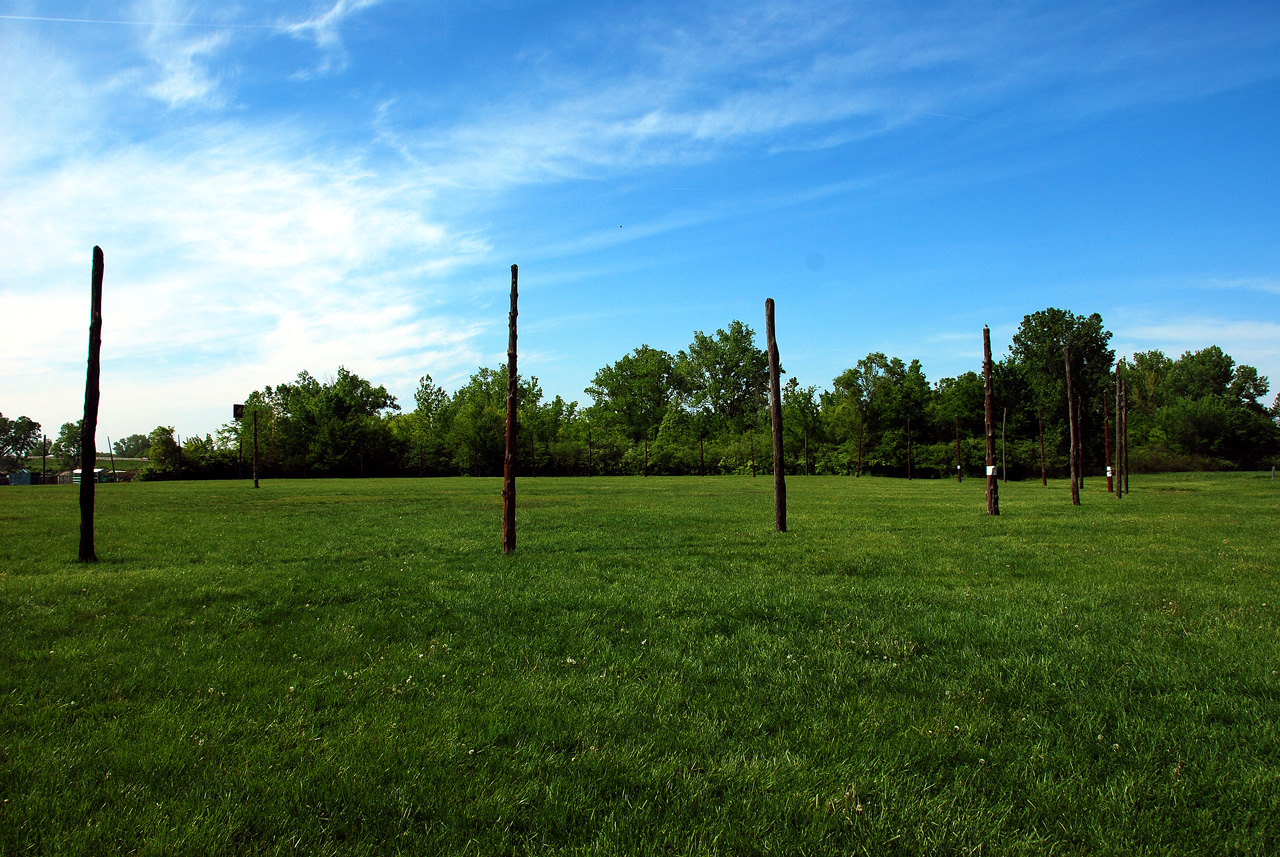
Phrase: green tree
[
  {"left": 1009, "top": 308, "right": 1115, "bottom": 470},
  {"left": 782, "top": 378, "right": 820, "bottom": 474},
  {"left": 676, "top": 321, "right": 769, "bottom": 432},
  {"left": 586, "top": 345, "right": 676, "bottom": 457},
  {"left": 0, "top": 413, "right": 42, "bottom": 470},
  {"left": 112, "top": 433, "right": 150, "bottom": 458},
  {"left": 51, "top": 421, "right": 83, "bottom": 471}
]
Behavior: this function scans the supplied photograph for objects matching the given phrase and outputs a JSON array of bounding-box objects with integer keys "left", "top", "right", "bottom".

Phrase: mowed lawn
[{"left": 1, "top": 473, "right": 1277, "bottom": 855}]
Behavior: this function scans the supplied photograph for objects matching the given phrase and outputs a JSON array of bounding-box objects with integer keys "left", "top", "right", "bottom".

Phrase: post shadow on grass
[{"left": 79, "top": 246, "right": 104, "bottom": 563}]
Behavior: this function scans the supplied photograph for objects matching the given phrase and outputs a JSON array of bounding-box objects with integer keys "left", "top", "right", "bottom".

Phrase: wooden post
[
  {"left": 587, "top": 426, "right": 593, "bottom": 477},
  {"left": 177, "top": 435, "right": 183, "bottom": 480},
  {"left": 41, "top": 435, "right": 48, "bottom": 486},
  {"left": 1038, "top": 409, "right": 1047, "bottom": 486},
  {"left": 1104, "top": 388, "right": 1113, "bottom": 493},
  {"left": 699, "top": 437, "right": 705, "bottom": 476},
  {"left": 107, "top": 436, "right": 117, "bottom": 482},
  {"left": 766, "top": 298, "right": 786, "bottom": 532},
  {"left": 643, "top": 437, "right": 648, "bottom": 477},
  {"left": 253, "top": 410, "right": 260, "bottom": 488},
  {"left": 750, "top": 426, "right": 756, "bottom": 477},
  {"left": 503, "top": 264, "right": 518, "bottom": 555},
  {"left": 1065, "top": 345, "right": 1080, "bottom": 506},
  {"left": 79, "top": 246, "right": 104, "bottom": 563},
  {"left": 983, "top": 325, "right": 999, "bottom": 515}
]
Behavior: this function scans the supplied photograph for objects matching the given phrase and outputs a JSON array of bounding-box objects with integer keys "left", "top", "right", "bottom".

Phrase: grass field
[{"left": 2, "top": 473, "right": 1278, "bottom": 855}]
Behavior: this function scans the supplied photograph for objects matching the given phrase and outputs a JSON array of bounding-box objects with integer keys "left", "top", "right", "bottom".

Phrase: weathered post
[
  {"left": 41, "top": 435, "right": 48, "bottom": 486},
  {"left": 503, "top": 264, "right": 518, "bottom": 555},
  {"left": 955, "top": 415, "right": 962, "bottom": 482},
  {"left": 766, "top": 298, "right": 786, "bottom": 532},
  {"left": 1064, "top": 345, "right": 1080, "bottom": 506},
  {"left": 79, "top": 246, "right": 104, "bottom": 563},
  {"left": 750, "top": 427, "right": 756, "bottom": 477},
  {"left": 983, "top": 326, "right": 999, "bottom": 515},
  {"left": 587, "top": 426, "right": 593, "bottom": 477},
  {"left": 1038, "top": 409, "right": 1047, "bottom": 486},
  {"left": 107, "top": 436, "right": 117, "bottom": 482},
  {"left": 1104, "top": 389, "right": 1113, "bottom": 493}
]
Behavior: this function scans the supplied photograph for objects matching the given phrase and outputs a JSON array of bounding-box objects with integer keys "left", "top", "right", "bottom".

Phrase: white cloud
[
  {"left": 0, "top": 121, "right": 493, "bottom": 439},
  {"left": 284, "top": 0, "right": 384, "bottom": 72}
]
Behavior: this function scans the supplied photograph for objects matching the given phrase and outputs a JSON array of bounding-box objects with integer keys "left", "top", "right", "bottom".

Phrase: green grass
[{"left": 2, "top": 473, "right": 1278, "bottom": 855}]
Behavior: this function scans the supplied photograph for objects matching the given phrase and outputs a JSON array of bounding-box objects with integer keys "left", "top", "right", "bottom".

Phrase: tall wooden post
[
  {"left": 955, "top": 415, "right": 962, "bottom": 482},
  {"left": 503, "top": 265, "right": 518, "bottom": 555},
  {"left": 253, "top": 410, "right": 260, "bottom": 489},
  {"left": 1104, "top": 389, "right": 1113, "bottom": 493},
  {"left": 41, "top": 435, "right": 48, "bottom": 486},
  {"left": 983, "top": 325, "right": 999, "bottom": 515},
  {"left": 79, "top": 246, "right": 104, "bottom": 563},
  {"left": 587, "top": 426, "right": 593, "bottom": 477},
  {"left": 1065, "top": 346, "right": 1080, "bottom": 505},
  {"left": 766, "top": 298, "right": 786, "bottom": 532},
  {"left": 750, "top": 427, "right": 756, "bottom": 477},
  {"left": 107, "top": 436, "right": 117, "bottom": 482}
]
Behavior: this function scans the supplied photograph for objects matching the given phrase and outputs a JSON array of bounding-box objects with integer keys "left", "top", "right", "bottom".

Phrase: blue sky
[{"left": 2, "top": 0, "right": 1278, "bottom": 444}]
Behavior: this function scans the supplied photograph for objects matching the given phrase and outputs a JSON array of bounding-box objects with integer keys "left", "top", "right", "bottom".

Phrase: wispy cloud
[{"left": 284, "top": 0, "right": 384, "bottom": 72}]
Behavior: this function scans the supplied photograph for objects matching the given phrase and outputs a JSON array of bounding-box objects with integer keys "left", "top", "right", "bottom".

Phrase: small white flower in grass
[
  {"left": 1112, "top": 743, "right": 1119, "bottom": 751},
  {"left": 288, "top": 686, "right": 294, "bottom": 693},
  {"left": 566, "top": 657, "right": 577, "bottom": 665}
]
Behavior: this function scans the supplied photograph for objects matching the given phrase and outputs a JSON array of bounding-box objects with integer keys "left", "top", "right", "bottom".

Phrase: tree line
[
  {"left": 8, "top": 307, "right": 1275, "bottom": 481},
  {"left": 122, "top": 308, "right": 1277, "bottom": 481}
]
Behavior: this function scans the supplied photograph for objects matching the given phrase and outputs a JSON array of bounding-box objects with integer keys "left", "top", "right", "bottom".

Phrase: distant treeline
[{"left": 119, "top": 308, "right": 1277, "bottom": 481}]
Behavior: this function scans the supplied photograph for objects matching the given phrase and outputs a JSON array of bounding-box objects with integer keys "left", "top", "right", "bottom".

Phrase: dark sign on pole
[{"left": 233, "top": 403, "right": 245, "bottom": 421}]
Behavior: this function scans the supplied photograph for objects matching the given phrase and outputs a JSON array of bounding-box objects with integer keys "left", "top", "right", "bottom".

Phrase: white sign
[{"left": 987, "top": 465, "right": 996, "bottom": 476}]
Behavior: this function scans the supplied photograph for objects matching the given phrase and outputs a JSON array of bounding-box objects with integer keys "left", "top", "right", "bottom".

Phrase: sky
[{"left": 2, "top": 0, "right": 1278, "bottom": 445}]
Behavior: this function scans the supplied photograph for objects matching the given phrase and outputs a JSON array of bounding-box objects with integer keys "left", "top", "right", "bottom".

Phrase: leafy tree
[
  {"left": 112, "top": 433, "right": 150, "bottom": 458},
  {"left": 1009, "top": 308, "right": 1115, "bottom": 468},
  {"left": 51, "top": 421, "right": 83, "bottom": 471},
  {"left": 782, "top": 378, "right": 820, "bottom": 474},
  {"left": 586, "top": 345, "right": 676, "bottom": 456},
  {"left": 676, "top": 321, "right": 769, "bottom": 432},
  {"left": 1, "top": 413, "right": 42, "bottom": 470}
]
